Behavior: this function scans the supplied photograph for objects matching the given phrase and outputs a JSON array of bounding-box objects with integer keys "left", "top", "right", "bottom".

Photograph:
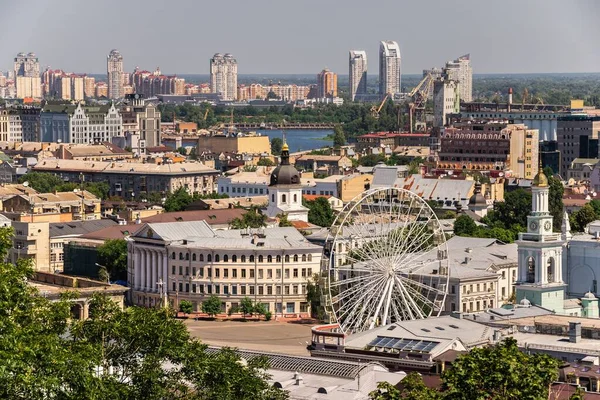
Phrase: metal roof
[{"left": 49, "top": 219, "right": 118, "bottom": 238}]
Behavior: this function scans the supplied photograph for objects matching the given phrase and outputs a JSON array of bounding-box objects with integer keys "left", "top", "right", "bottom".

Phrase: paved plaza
[{"left": 184, "top": 319, "right": 315, "bottom": 356}]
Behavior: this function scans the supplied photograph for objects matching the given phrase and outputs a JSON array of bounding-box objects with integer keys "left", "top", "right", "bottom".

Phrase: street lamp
[
  {"left": 156, "top": 278, "right": 167, "bottom": 309},
  {"left": 95, "top": 262, "right": 110, "bottom": 283}
]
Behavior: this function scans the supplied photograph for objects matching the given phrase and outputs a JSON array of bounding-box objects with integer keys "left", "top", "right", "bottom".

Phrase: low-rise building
[
  {"left": 128, "top": 221, "right": 321, "bottom": 315},
  {"left": 568, "top": 158, "right": 598, "bottom": 182},
  {"left": 55, "top": 142, "right": 132, "bottom": 161},
  {"left": 197, "top": 133, "right": 271, "bottom": 155},
  {"left": 293, "top": 154, "right": 352, "bottom": 175},
  {"left": 32, "top": 159, "right": 219, "bottom": 200},
  {"left": 217, "top": 167, "right": 272, "bottom": 197},
  {"left": 2, "top": 190, "right": 102, "bottom": 222}
]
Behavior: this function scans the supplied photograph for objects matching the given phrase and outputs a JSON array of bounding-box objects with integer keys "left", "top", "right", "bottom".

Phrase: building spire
[{"left": 281, "top": 131, "right": 290, "bottom": 165}]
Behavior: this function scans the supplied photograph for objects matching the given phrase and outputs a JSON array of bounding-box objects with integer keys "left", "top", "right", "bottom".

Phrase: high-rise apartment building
[
  {"left": 433, "top": 78, "right": 460, "bottom": 128},
  {"left": 443, "top": 54, "right": 472, "bottom": 102},
  {"left": 379, "top": 41, "right": 401, "bottom": 97},
  {"left": 83, "top": 76, "right": 95, "bottom": 98},
  {"left": 210, "top": 53, "right": 238, "bottom": 101},
  {"left": 14, "top": 52, "right": 41, "bottom": 99},
  {"left": 317, "top": 68, "right": 338, "bottom": 98},
  {"left": 349, "top": 50, "right": 367, "bottom": 102},
  {"left": 71, "top": 75, "right": 85, "bottom": 101},
  {"left": 107, "top": 49, "right": 124, "bottom": 100},
  {"left": 58, "top": 75, "right": 71, "bottom": 100}
]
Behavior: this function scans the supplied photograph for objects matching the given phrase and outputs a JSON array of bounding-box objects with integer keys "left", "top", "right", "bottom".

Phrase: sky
[{"left": 1, "top": 0, "right": 599, "bottom": 75}]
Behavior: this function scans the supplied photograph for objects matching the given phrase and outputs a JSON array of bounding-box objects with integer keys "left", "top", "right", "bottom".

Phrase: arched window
[
  {"left": 293, "top": 255, "right": 298, "bottom": 262},
  {"left": 199, "top": 254, "right": 204, "bottom": 262},
  {"left": 215, "top": 254, "right": 220, "bottom": 262},
  {"left": 302, "top": 254, "right": 307, "bottom": 262},
  {"left": 179, "top": 252, "right": 184, "bottom": 260},
  {"left": 192, "top": 254, "right": 197, "bottom": 261},
  {"left": 207, "top": 254, "right": 212, "bottom": 262},
  {"left": 223, "top": 254, "right": 229, "bottom": 262},
  {"left": 185, "top": 253, "right": 189, "bottom": 261},
  {"left": 527, "top": 257, "right": 535, "bottom": 283},
  {"left": 241, "top": 255, "right": 246, "bottom": 263},
  {"left": 268, "top": 255, "right": 273, "bottom": 263},
  {"left": 282, "top": 194, "right": 287, "bottom": 203},
  {"left": 272, "top": 194, "right": 275, "bottom": 203},
  {"left": 547, "top": 257, "right": 555, "bottom": 283},
  {"left": 258, "top": 255, "right": 264, "bottom": 263},
  {"left": 171, "top": 252, "right": 176, "bottom": 259},
  {"left": 285, "top": 255, "right": 290, "bottom": 263},
  {"left": 250, "top": 255, "right": 255, "bottom": 263},
  {"left": 293, "top": 194, "right": 297, "bottom": 203},
  {"left": 307, "top": 254, "right": 312, "bottom": 262},
  {"left": 276, "top": 255, "right": 282, "bottom": 263},
  {"left": 232, "top": 255, "right": 237, "bottom": 263}
]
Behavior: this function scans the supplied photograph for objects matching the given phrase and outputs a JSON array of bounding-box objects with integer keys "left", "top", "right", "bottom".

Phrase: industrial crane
[
  {"left": 370, "top": 93, "right": 390, "bottom": 118},
  {"left": 407, "top": 73, "right": 434, "bottom": 132}
]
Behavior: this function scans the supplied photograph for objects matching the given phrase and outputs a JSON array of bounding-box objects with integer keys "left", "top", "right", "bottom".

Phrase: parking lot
[{"left": 184, "top": 319, "right": 315, "bottom": 356}]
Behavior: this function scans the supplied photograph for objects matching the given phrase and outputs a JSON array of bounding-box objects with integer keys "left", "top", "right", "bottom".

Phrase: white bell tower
[{"left": 515, "top": 165, "right": 566, "bottom": 313}]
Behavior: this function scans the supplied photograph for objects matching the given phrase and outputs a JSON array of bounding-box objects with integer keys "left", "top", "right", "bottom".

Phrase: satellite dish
[
  {"left": 448, "top": 171, "right": 453, "bottom": 176},
  {"left": 22, "top": 181, "right": 29, "bottom": 187},
  {"left": 499, "top": 172, "right": 505, "bottom": 177},
  {"left": 593, "top": 192, "right": 597, "bottom": 197}
]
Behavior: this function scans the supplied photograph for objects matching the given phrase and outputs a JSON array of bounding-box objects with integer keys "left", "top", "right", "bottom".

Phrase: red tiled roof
[
  {"left": 141, "top": 209, "right": 246, "bottom": 225},
  {"left": 80, "top": 224, "right": 138, "bottom": 240},
  {"left": 302, "top": 194, "right": 332, "bottom": 201},
  {"left": 291, "top": 220, "right": 311, "bottom": 229}
]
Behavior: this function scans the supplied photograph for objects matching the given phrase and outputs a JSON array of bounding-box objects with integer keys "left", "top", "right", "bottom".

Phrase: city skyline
[{"left": 1, "top": 0, "right": 599, "bottom": 75}]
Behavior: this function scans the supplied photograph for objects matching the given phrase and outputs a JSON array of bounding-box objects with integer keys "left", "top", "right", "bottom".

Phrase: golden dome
[
  {"left": 533, "top": 168, "right": 548, "bottom": 187},
  {"left": 282, "top": 142, "right": 289, "bottom": 152}
]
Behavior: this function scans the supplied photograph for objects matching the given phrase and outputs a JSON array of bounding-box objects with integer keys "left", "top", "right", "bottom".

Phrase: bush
[
  {"left": 264, "top": 311, "right": 272, "bottom": 321},
  {"left": 179, "top": 300, "right": 193, "bottom": 315}
]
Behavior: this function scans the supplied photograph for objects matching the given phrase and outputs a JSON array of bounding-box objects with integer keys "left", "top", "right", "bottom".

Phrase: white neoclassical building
[{"left": 128, "top": 221, "right": 321, "bottom": 316}]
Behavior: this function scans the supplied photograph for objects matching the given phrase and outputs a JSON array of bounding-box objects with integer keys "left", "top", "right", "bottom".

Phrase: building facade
[
  {"left": 443, "top": 54, "right": 472, "bottom": 102},
  {"left": 557, "top": 116, "right": 600, "bottom": 178},
  {"left": 107, "top": 49, "right": 124, "bottom": 100},
  {"left": 317, "top": 68, "right": 338, "bottom": 98},
  {"left": 433, "top": 78, "right": 460, "bottom": 128},
  {"left": 14, "top": 52, "right": 41, "bottom": 99},
  {"left": 349, "top": 50, "right": 367, "bottom": 102},
  {"left": 210, "top": 53, "right": 237, "bottom": 101},
  {"left": 128, "top": 221, "right": 320, "bottom": 316},
  {"left": 121, "top": 94, "right": 161, "bottom": 148},
  {"left": 379, "top": 41, "right": 401, "bottom": 96}
]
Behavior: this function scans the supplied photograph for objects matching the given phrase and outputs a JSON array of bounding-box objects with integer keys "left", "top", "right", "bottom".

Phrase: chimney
[
  {"left": 508, "top": 87, "right": 513, "bottom": 110},
  {"left": 569, "top": 322, "right": 581, "bottom": 343}
]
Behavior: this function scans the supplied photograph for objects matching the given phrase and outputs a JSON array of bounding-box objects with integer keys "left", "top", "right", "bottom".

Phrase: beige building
[
  {"left": 129, "top": 221, "right": 320, "bottom": 315},
  {"left": 15, "top": 76, "right": 41, "bottom": 99},
  {"left": 55, "top": 142, "right": 133, "bottom": 161},
  {"left": 83, "top": 76, "right": 95, "bottom": 98},
  {"left": 210, "top": 53, "right": 237, "bottom": 101},
  {"left": 2, "top": 190, "right": 102, "bottom": 222},
  {"left": 32, "top": 159, "right": 219, "bottom": 200},
  {"left": 197, "top": 134, "right": 270, "bottom": 155},
  {"left": 317, "top": 68, "right": 338, "bottom": 98},
  {"left": 337, "top": 173, "right": 374, "bottom": 202}
]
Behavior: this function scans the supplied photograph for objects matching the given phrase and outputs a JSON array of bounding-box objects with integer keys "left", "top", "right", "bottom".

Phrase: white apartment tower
[
  {"left": 443, "top": 54, "right": 473, "bottom": 102},
  {"left": 349, "top": 50, "right": 367, "bottom": 102},
  {"left": 107, "top": 49, "right": 124, "bottom": 100},
  {"left": 379, "top": 41, "right": 401, "bottom": 97},
  {"left": 210, "top": 53, "right": 238, "bottom": 101},
  {"left": 14, "top": 52, "right": 41, "bottom": 99}
]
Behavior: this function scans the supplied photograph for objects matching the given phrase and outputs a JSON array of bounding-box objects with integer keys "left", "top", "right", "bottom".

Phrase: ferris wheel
[{"left": 324, "top": 187, "right": 450, "bottom": 335}]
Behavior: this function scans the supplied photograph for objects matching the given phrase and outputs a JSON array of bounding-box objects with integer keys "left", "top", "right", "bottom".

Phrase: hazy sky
[{"left": 1, "top": 0, "right": 599, "bottom": 75}]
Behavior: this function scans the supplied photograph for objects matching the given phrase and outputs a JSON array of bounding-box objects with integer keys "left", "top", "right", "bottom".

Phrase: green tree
[
  {"left": 254, "top": 302, "right": 268, "bottom": 316},
  {"left": 163, "top": 187, "right": 193, "bottom": 212},
  {"left": 546, "top": 166, "right": 564, "bottom": 231},
  {"left": 177, "top": 146, "right": 187, "bottom": 155},
  {"left": 333, "top": 124, "right": 346, "bottom": 147},
  {"left": 19, "top": 171, "right": 65, "bottom": 193},
  {"left": 306, "top": 273, "right": 325, "bottom": 320},
  {"left": 277, "top": 213, "right": 293, "bottom": 227},
  {"left": 370, "top": 338, "right": 559, "bottom": 400},
  {"left": 257, "top": 157, "right": 275, "bottom": 167},
  {"left": 202, "top": 295, "right": 222, "bottom": 317},
  {"left": 453, "top": 215, "right": 477, "bottom": 236},
  {"left": 482, "top": 189, "right": 531, "bottom": 234},
  {"left": 303, "top": 196, "right": 335, "bottom": 227},
  {"left": 230, "top": 207, "right": 267, "bottom": 229},
  {"left": 271, "top": 137, "right": 283, "bottom": 156},
  {"left": 97, "top": 239, "right": 128, "bottom": 281},
  {"left": 572, "top": 203, "right": 597, "bottom": 232},
  {"left": 359, "top": 153, "right": 386, "bottom": 167},
  {"left": 240, "top": 296, "right": 255, "bottom": 318},
  {"left": 179, "top": 299, "right": 193, "bottom": 315}
]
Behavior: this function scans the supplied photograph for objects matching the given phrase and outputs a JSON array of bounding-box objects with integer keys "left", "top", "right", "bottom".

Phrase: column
[
  {"left": 145, "top": 250, "right": 152, "bottom": 291},
  {"left": 151, "top": 251, "right": 157, "bottom": 293},
  {"left": 134, "top": 249, "right": 140, "bottom": 290},
  {"left": 139, "top": 250, "right": 146, "bottom": 290}
]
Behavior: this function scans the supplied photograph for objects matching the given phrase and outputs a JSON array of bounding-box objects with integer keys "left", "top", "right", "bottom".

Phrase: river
[{"left": 258, "top": 129, "right": 332, "bottom": 153}]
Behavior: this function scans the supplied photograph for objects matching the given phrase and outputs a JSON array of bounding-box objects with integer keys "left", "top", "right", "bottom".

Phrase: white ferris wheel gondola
[{"left": 324, "top": 187, "right": 450, "bottom": 335}]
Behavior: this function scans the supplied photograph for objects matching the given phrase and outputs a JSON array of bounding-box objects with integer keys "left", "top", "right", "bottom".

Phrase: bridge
[{"left": 224, "top": 122, "right": 335, "bottom": 130}]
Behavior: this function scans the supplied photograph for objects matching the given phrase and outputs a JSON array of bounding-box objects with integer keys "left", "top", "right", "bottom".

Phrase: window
[
  {"left": 293, "top": 255, "right": 298, "bottom": 262},
  {"left": 179, "top": 266, "right": 183, "bottom": 275},
  {"left": 293, "top": 194, "right": 297, "bottom": 203},
  {"left": 172, "top": 265, "right": 176, "bottom": 275},
  {"left": 502, "top": 271, "right": 506, "bottom": 279},
  {"left": 258, "top": 269, "right": 264, "bottom": 279},
  {"left": 241, "top": 269, "right": 246, "bottom": 278},
  {"left": 215, "top": 269, "right": 220, "bottom": 278},
  {"left": 285, "top": 286, "right": 290, "bottom": 295},
  {"left": 224, "top": 286, "right": 229, "bottom": 295},
  {"left": 179, "top": 282, "right": 183, "bottom": 292},
  {"left": 241, "top": 285, "right": 246, "bottom": 295},
  {"left": 171, "top": 252, "right": 175, "bottom": 259},
  {"left": 241, "top": 255, "right": 246, "bottom": 263},
  {"left": 302, "top": 268, "right": 306, "bottom": 277},
  {"left": 267, "top": 269, "right": 272, "bottom": 279},
  {"left": 250, "top": 255, "right": 255, "bottom": 263},
  {"left": 258, "top": 286, "right": 264, "bottom": 295},
  {"left": 185, "top": 266, "right": 189, "bottom": 276},
  {"left": 232, "top": 255, "right": 237, "bottom": 263},
  {"left": 267, "top": 255, "right": 272, "bottom": 263},
  {"left": 185, "top": 253, "right": 189, "bottom": 261},
  {"left": 276, "top": 269, "right": 281, "bottom": 279},
  {"left": 223, "top": 254, "right": 229, "bottom": 262},
  {"left": 282, "top": 194, "right": 287, "bottom": 203},
  {"left": 185, "top": 283, "right": 189, "bottom": 292},
  {"left": 276, "top": 286, "right": 281, "bottom": 295},
  {"left": 224, "top": 269, "right": 229, "bottom": 278},
  {"left": 308, "top": 254, "right": 312, "bottom": 262},
  {"left": 302, "top": 254, "right": 306, "bottom": 262},
  {"left": 199, "top": 268, "right": 204, "bottom": 277},
  {"left": 307, "top": 268, "right": 312, "bottom": 276},
  {"left": 267, "top": 286, "right": 273, "bottom": 295},
  {"left": 232, "top": 285, "right": 237, "bottom": 295},
  {"left": 249, "top": 269, "right": 255, "bottom": 278},
  {"left": 192, "top": 254, "right": 196, "bottom": 261},
  {"left": 285, "top": 269, "right": 290, "bottom": 278},
  {"left": 285, "top": 255, "right": 290, "bottom": 263},
  {"left": 192, "top": 267, "right": 196, "bottom": 276},
  {"left": 172, "top": 282, "right": 176, "bottom": 291},
  {"left": 207, "top": 254, "right": 212, "bottom": 262},
  {"left": 232, "top": 269, "right": 237, "bottom": 278},
  {"left": 271, "top": 194, "right": 275, "bottom": 203},
  {"left": 179, "top": 252, "right": 183, "bottom": 260},
  {"left": 249, "top": 286, "right": 255, "bottom": 295},
  {"left": 215, "top": 254, "right": 220, "bottom": 262},
  {"left": 215, "top": 285, "right": 220, "bottom": 295},
  {"left": 200, "top": 254, "right": 204, "bottom": 262},
  {"left": 293, "top": 285, "right": 298, "bottom": 294},
  {"left": 293, "top": 269, "right": 298, "bottom": 278},
  {"left": 258, "top": 255, "right": 264, "bottom": 263},
  {"left": 276, "top": 255, "right": 282, "bottom": 263}
]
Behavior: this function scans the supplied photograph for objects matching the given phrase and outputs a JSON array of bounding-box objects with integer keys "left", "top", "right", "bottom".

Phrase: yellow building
[
  {"left": 337, "top": 173, "right": 373, "bottom": 202},
  {"left": 317, "top": 68, "right": 338, "bottom": 98},
  {"left": 2, "top": 190, "right": 102, "bottom": 222},
  {"left": 197, "top": 134, "right": 271, "bottom": 154}
]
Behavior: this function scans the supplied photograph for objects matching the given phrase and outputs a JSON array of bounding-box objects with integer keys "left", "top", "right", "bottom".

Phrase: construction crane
[
  {"left": 407, "top": 73, "right": 434, "bottom": 132},
  {"left": 370, "top": 93, "right": 390, "bottom": 118},
  {"left": 522, "top": 88, "right": 529, "bottom": 110}
]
